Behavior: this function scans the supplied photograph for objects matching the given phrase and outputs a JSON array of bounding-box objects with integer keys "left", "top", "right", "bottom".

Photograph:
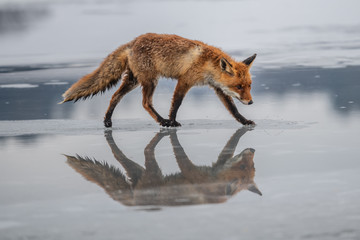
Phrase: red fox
[
  {"left": 61, "top": 33, "right": 256, "bottom": 127},
  {"left": 66, "top": 128, "right": 261, "bottom": 206}
]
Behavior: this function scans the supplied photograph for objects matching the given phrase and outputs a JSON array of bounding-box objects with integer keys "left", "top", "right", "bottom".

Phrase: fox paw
[
  {"left": 160, "top": 119, "right": 181, "bottom": 127},
  {"left": 104, "top": 119, "right": 112, "bottom": 128},
  {"left": 243, "top": 119, "right": 255, "bottom": 125}
]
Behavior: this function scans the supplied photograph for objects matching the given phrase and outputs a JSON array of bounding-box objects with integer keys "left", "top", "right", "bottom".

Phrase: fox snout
[{"left": 239, "top": 98, "right": 253, "bottom": 105}]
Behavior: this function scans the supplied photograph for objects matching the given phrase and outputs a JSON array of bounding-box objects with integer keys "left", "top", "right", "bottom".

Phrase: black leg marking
[{"left": 214, "top": 88, "right": 255, "bottom": 125}]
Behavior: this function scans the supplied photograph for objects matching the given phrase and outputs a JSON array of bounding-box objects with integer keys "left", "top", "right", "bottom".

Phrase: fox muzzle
[{"left": 239, "top": 99, "right": 253, "bottom": 105}]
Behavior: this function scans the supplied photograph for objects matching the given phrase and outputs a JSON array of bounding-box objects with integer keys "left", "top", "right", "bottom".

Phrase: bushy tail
[
  {"left": 65, "top": 154, "right": 134, "bottom": 205},
  {"left": 60, "top": 43, "right": 131, "bottom": 103}
]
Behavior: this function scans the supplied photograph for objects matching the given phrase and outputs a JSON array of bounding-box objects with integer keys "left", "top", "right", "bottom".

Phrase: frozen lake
[{"left": 1, "top": 0, "right": 360, "bottom": 239}]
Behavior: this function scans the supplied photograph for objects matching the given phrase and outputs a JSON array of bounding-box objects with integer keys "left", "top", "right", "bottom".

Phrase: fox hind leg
[{"left": 104, "top": 70, "right": 139, "bottom": 128}]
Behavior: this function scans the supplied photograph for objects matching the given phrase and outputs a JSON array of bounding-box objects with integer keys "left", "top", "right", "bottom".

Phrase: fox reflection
[{"left": 66, "top": 128, "right": 261, "bottom": 206}]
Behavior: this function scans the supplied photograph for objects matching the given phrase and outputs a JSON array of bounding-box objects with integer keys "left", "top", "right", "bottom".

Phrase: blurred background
[{"left": 1, "top": 0, "right": 360, "bottom": 66}]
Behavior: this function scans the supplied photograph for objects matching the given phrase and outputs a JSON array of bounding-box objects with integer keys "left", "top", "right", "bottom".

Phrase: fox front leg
[
  {"left": 214, "top": 87, "right": 255, "bottom": 125},
  {"left": 165, "top": 81, "right": 191, "bottom": 127}
]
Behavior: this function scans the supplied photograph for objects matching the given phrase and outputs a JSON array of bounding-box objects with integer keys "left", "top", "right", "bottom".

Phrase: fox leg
[
  {"left": 214, "top": 127, "right": 249, "bottom": 167},
  {"left": 137, "top": 131, "right": 168, "bottom": 188},
  {"left": 167, "top": 82, "right": 191, "bottom": 127},
  {"left": 214, "top": 88, "right": 255, "bottom": 125},
  {"left": 141, "top": 80, "right": 167, "bottom": 125},
  {"left": 104, "top": 130, "right": 144, "bottom": 186},
  {"left": 169, "top": 130, "right": 208, "bottom": 182},
  {"left": 104, "top": 71, "right": 138, "bottom": 127}
]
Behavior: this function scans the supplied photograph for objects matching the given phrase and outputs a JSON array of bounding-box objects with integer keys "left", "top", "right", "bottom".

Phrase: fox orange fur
[{"left": 61, "top": 33, "right": 257, "bottom": 127}]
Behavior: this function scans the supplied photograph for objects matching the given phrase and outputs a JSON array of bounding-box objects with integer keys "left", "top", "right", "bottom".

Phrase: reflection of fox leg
[
  {"left": 104, "top": 70, "right": 139, "bottom": 128},
  {"left": 139, "top": 132, "right": 168, "bottom": 187},
  {"left": 104, "top": 130, "right": 144, "bottom": 186},
  {"left": 169, "top": 131, "right": 208, "bottom": 182},
  {"left": 214, "top": 127, "right": 249, "bottom": 167}
]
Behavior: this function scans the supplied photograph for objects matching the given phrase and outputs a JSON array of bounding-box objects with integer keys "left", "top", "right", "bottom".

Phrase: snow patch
[{"left": 0, "top": 84, "right": 39, "bottom": 89}]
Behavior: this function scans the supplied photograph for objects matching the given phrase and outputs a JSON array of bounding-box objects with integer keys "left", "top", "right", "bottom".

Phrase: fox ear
[
  {"left": 243, "top": 54, "right": 257, "bottom": 67},
  {"left": 220, "top": 58, "right": 234, "bottom": 76},
  {"left": 247, "top": 182, "right": 262, "bottom": 196}
]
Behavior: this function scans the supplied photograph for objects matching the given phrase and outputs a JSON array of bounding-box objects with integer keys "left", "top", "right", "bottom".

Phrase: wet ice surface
[
  {"left": 1, "top": 0, "right": 360, "bottom": 239},
  {"left": 1, "top": 69, "right": 360, "bottom": 240},
  {"left": 1, "top": 117, "right": 360, "bottom": 239}
]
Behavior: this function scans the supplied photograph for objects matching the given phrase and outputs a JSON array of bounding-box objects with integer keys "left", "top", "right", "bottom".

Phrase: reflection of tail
[
  {"left": 65, "top": 155, "right": 134, "bottom": 205},
  {"left": 60, "top": 43, "right": 131, "bottom": 103}
]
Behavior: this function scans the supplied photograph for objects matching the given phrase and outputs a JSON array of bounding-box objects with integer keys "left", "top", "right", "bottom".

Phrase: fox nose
[{"left": 248, "top": 100, "right": 253, "bottom": 105}]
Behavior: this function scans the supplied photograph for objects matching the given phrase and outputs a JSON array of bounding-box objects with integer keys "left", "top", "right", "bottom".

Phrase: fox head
[
  {"left": 218, "top": 54, "right": 256, "bottom": 105},
  {"left": 217, "top": 147, "right": 262, "bottom": 196}
]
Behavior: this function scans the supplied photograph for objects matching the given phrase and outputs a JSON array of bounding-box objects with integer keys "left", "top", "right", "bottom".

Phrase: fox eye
[{"left": 236, "top": 85, "right": 243, "bottom": 90}]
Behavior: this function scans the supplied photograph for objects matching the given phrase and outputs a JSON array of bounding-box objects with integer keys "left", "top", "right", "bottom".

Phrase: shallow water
[{"left": 1, "top": 0, "right": 360, "bottom": 239}]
